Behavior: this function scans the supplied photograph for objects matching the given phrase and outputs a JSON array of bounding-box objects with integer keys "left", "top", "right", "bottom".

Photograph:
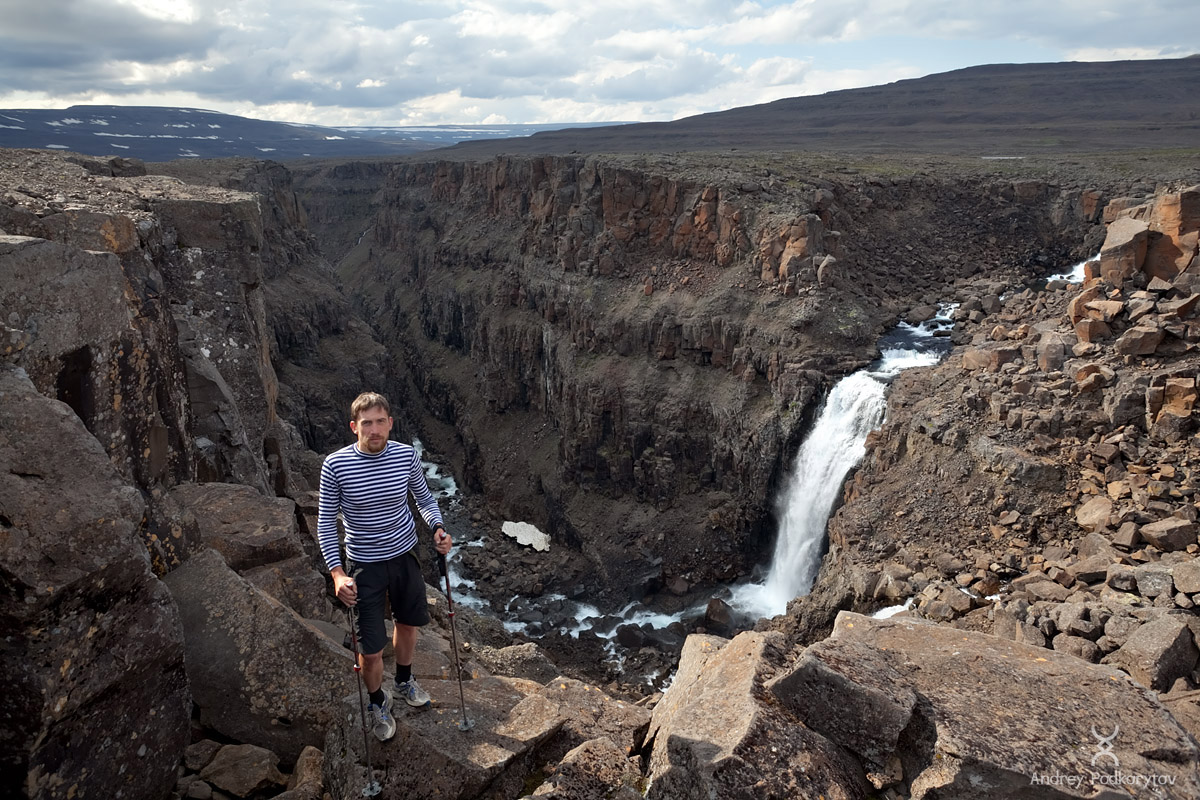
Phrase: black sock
[
  {"left": 396, "top": 664, "right": 412, "bottom": 684},
  {"left": 369, "top": 688, "right": 386, "bottom": 707}
]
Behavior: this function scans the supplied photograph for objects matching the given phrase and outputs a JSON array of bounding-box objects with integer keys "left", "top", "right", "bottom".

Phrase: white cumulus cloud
[{"left": 0, "top": 0, "right": 1195, "bottom": 125}]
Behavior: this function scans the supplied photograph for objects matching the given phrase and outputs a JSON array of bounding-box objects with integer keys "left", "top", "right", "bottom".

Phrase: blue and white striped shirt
[{"left": 317, "top": 440, "right": 444, "bottom": 571}]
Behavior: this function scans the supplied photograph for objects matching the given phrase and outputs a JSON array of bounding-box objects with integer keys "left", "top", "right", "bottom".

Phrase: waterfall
[{"left": 730, "top": 317, "right": 952, "bottom": 620}]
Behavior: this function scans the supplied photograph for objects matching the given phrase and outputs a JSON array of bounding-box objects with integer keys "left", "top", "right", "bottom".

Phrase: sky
[{"left": 1, "top": 0, "right": 1197, "bottom": 127}]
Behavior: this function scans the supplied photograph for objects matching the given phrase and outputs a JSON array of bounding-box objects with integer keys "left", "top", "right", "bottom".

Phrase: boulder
[
  {"left": 1106, "top": 564, "right": 1139, "bottom": 593},
  {"left": 324, "top": 676, "right": 564, "bottom": 800},
  {"left": 1074, "top": 363, "right": 1114, "bottom": 392},
  {"left": 243, "top": 555, "right": 330, "bottom": 619},
  {"left": 1140, "top": 518, "right": 1198, "bottom": 552},
  {"left": 162, "top": 549, "right": 353, "bottom": 762},
  {"left": 1103, "top": 373, "right": 1150, "bottom": 426},
  {"left": 768, "top": 637, "right": 915, "bottom": 775},
  {"left": 1074, "top": 318, "right": 1112, "bottom": 344},
  {"left": 536, "top": 677, "right": 652, "bottom": 764},
  {"left": 1111, "top": 522, "right": 1142, "bottom": 550},
  {"left": 1114, "top": 325, "right": 1165, "bottom": 356},
  {"left": 772, "top": 612, "right": 1200, "bottom": 798},
  {"left": 0, "top": 367, "right": 190, "bottom": 800},
  {"left": 1083, "top": 299, "right": 1125, "bottom": 322},
  {"left": 1158, "top": 293, "right": 1200, "bottom": 320},
  {"left": 275, "top": 745, "right": 325, "bottom": 800},
  {"left": 961, "top": 349, "right": 992, "bottom": 371},
  {"left": 169, "top": 482, "right": 303, "bottom": 572},
  {"left": 1067, "top": 284, "right": 1104, "bottom": 325},
  {"left": 529, "top": 738, "right": 643, "bottom": 800},
  {"left": 1103, "top": 614, "right": 1143, "bottom": 648},
  {"left": 1053, "top": 603, "right": 1100, "bottom": 639},
  {"left": 1105, "top": 616, "right": 1199, "bottom": 692},
  {"left": 1035, "top": 333, "right": 1069, "bottom": 371},
  {"left": 1075, "top": 496, "right": 1113, "bottom": 533},
  {"left": 1051, "top": 633, "right": 1101, "bottom": 663},
  {"left": 474, "top": 642, "right": 560, "bottom": 685},
  {"left": 1068, "top": 553, "right": 1115, "bottom": 585},
  {"left": 1172, "top": 560, "right": 1200, "bottom": 595},
  {"left": 1134, "top": 564, "right": 1176, "bottom": 598},
  {"left": 645, "top": 632, "right": 865, "bottom": 799},
  {"left": 198, "top": 744, "right": 287, "bottom": 798},
  {"left": 1025, "top": 579, "right": 1071, "bottom": 603},
  {"left": 1099, "top": 216, "right": 1149, "bottom": 285},
  {"left": 185, "top": 739, "right": 224, "bottom": 772},
  {"left": 1147, "top": 377, "right": 1199, "bottom": 443}
]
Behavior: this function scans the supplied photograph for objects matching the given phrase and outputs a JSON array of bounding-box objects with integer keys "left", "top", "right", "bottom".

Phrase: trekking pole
[
  {"left": 344, "top": 591, "right": 383, "bottom": 797},
  {"left": 438, "top": 554, "right": 474, "bottom": 731}
]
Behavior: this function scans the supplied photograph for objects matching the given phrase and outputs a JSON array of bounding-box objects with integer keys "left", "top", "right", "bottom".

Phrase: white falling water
[{"left": 730, "top": 336, "right": 948, "bottom": 620}]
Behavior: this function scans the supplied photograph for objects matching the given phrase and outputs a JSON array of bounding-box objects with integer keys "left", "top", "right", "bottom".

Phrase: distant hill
[
  {"left": 0, "top": 106, "right": 625, "bottom": 162},
  {"left": 4, "top": 57, "right": 1197, "bottom": 163},
  {"left": 445, "top": 56, "right": 1200, "bottom": 157}
]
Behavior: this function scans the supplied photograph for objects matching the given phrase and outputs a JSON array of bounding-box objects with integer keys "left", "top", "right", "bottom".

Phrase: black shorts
[{"left": 347, "top": 550, "right": 430, "bottom": 654}]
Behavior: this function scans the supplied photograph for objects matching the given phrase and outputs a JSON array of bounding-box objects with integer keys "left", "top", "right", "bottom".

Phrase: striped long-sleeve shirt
[{"left": 317, "top": 440, "right": 444, "bottom": 572}]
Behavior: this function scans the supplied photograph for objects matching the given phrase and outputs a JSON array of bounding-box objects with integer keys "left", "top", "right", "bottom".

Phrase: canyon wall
[
  {"left": 293, "top": 153, "right": 1105, "bottom": 601},
  {"left": 0, "top": 151, "right": 376, "bottom": 797}
]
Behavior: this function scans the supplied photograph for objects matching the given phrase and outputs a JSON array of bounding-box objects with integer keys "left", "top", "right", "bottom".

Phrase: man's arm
[
  {"left": 317, "top": 458, "right": 357, "bottom": 604},
  {"left": 408, "top": 449, "right": 452, "bottom": 555},
  {"left": 407, "top": 451, "right": 444, "bottom": 531}
]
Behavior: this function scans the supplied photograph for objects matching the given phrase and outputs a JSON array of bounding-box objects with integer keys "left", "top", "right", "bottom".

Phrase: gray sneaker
[
  {"left": 368, "top": 690, "right": 396, "bottom": 741},
  {"left": 395, "top": 678, "right": 431, "bottom": 707}
]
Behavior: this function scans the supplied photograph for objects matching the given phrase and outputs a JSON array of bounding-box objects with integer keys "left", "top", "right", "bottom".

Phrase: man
[{"left": 318, "top": 392, "right": 453, "bottom": 741}]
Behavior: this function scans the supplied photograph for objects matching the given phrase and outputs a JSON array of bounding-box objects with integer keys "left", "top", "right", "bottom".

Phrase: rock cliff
[
  {"left": 0, "top": 149, "right": 381, "bottom": 798},
  {"left": 291, "top": 153, "right": 1104, "bottom": 604}
]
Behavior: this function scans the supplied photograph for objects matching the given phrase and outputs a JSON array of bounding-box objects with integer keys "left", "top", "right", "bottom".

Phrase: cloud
[{"left": 0, "top": 0, "right": 1197, "bottom": 125}]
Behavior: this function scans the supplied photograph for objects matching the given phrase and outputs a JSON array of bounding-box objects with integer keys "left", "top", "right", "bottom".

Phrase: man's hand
[
  {"left": 435, "top": 528, "right": 452, "bottom": 555},
  {"left": 332, "top": 567, "right": 357, "bottom": 606}
]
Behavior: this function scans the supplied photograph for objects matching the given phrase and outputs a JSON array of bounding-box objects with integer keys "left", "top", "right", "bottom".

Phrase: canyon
[{"left": 2, "top": 137, "right": 1199, "bottom": 800}]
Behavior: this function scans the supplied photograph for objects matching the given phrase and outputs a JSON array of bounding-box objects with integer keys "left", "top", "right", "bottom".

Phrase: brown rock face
[
  {"left": 0, "top": 368, "right": 190, "bottom": 800},
  {"left": 1145, "top": 185, "right": 1200, "bottom": 280}
]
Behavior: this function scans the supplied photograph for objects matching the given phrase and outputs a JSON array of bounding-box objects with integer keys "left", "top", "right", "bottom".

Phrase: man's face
[{"left": 350, "top": 406, "right": 392, "bottom": 454}]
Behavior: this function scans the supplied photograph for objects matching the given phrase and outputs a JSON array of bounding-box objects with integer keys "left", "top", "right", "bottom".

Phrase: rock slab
[
  {"left": 0, "top": 367, "right": 191, "bottom": 800},
  {"left": 768, "top": 612, "right": 1200, "bottom": 799},
  {"left": 163, "top": 548, "right": 353, "bottom": 762},
  {"left": 324, "top": 675, "right": 565, "bottom": 800},
  {"left": 644, "top": 631, "right": 866, "bottom": 800}
]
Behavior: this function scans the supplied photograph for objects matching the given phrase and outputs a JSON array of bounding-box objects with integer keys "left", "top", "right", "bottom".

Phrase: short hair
[{"left": 350, "top": 392, "right": 390, "bottom": 422}]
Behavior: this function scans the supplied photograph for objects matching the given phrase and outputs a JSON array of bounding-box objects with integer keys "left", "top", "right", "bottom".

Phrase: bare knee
[{"left": 361, "top": 650, "right": 384, "bottom": 667}]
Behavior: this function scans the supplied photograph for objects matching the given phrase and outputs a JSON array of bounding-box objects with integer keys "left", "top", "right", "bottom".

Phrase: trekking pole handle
[{"left": 438, "top": 553, "right": 448, "bottom": 578}]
